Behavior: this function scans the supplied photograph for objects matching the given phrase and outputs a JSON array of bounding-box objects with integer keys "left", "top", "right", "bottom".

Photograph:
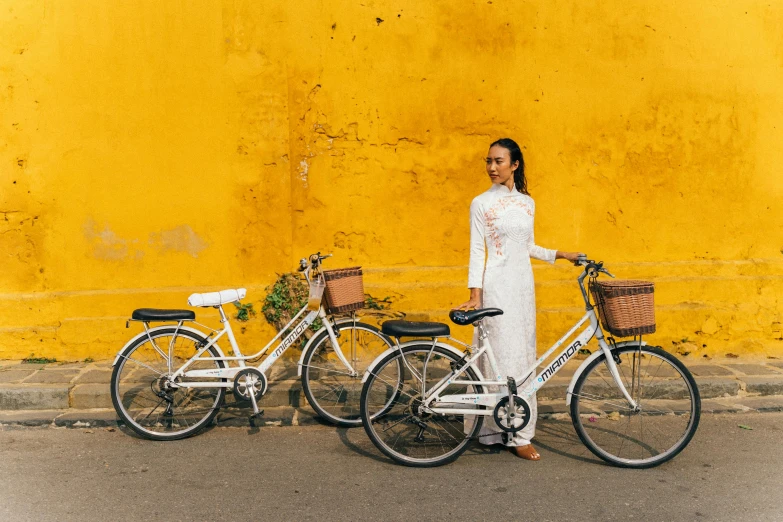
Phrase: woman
[{"left": 455, "top": 138, "right": 580, "bottom": 461}]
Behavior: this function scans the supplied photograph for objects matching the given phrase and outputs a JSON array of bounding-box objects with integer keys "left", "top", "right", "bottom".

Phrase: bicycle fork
[{"left": 597, "top": 338, "right": 639, "bottom": 410}]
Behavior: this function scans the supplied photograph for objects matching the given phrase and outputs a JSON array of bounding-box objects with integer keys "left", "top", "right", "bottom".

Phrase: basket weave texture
[
  {"left": 323, "top": 267, "right": 364, "bottom": 314},
  {"left": 590, "top": 279, "right": 656, "bottom": 337}
]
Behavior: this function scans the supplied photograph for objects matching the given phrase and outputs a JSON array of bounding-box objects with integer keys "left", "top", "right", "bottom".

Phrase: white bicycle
[
  {"left": 111, "top": 253, "right": 393, "bottom": 440},
  {"left": 360, "top": 255, "right": 701, "bottom": 468}
]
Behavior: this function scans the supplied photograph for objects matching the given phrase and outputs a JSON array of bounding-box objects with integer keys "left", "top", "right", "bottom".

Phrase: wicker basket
[
  {"left": 323, "top": 267, "right": 365, "bottom": 314},
  {"left": 590, "top": 279, "right": 656, "bottom": 337}
]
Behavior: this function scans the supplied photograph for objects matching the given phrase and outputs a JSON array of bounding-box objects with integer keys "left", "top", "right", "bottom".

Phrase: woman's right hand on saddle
[{"left": 453, "top": 288, "right": 482, "bottom": 311}]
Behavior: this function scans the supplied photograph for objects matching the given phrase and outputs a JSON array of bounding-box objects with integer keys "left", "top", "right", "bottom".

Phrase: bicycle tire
[
  {"left": 301, "top": 322, "right": 394, "bottom": 427},
  {"left": 361, "top": 344, "right": 485, "bottom": 468},
  {"left": 111, "top": 327, "right": 226, "bottom": 441},
  {"left": 570, "top": 343, "right": 700, "bottom": 468}
]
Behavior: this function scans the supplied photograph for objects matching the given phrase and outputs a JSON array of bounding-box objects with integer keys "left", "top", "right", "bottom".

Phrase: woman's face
[{"left": 485, "top": 145, "right": 519, "bottom": 186}]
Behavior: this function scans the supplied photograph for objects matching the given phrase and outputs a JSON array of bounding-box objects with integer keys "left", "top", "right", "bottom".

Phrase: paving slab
[
  {"left": 0, "top": 369, "right": 38, "bottom": 383},
  {"left": 695, "top": 377, "right": 741, "bottom": 398},
  {"left": 22, "top": 370, "right": 79, "bottom": 384},
  {"left": 74, "top": 370, "right": 113, "bottom": 384},
  {"left": 0, "top": 409, "right": 65, "bottom": 426},
  {"left": 0, "top": 385, "right": 70, "bottom": 409},
  {"left": 700, "top": 399, "right": 748, "bottom": 414},
  {"left": 690, "top": 365, "right": 733, "bottom": 377},
  {"left": 744, "top": 376, "right": 783, "bottom": 396},
  {"left": 734, "top": 396, "right": 783, "bottom": 412},
  {"left": 723, "top": 364, "right": 782, "bottom": 375},
  {"left": 54, "top": 409, "right": 119, "bottom": 428}
]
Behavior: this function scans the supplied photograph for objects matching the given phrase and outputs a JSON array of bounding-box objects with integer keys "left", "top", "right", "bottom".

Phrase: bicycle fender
[
  {"left": 564, "top": 340, "right": 647, "bottom": 406},
  {"left": 111, "top": 325, "right": 224, "bottom": 367},
  {"left": 361, "top": 341, "right": 486, "bottom": 384},
  {"left": 296, "top": 318, "right": 381, "bottom": 377}
]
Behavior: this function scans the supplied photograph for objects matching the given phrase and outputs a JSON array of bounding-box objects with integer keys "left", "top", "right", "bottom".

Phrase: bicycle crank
[{"left": 493, "top": 396, "right": 531, "bottom": 433}]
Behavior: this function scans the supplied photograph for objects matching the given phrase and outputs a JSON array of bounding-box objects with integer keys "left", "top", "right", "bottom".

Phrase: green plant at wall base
[
  {"left": 364, "top": 294, "right": 393, "bottom": 310},
  {"left": 233, "top": 301, "right": 257, "bottom": 322},
  {"left": 261, "top": 273, "right": 397, "bottom": 350},
  {"left": 22, "top": 353, "right": 57, "bottom": 364},
  {"left": 261, "top": 273, "right": 320, "bottom": 349}
]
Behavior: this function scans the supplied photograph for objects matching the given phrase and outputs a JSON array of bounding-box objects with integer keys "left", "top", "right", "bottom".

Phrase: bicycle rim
[
  {"left": 302, "top": 323, "right": 393, "bottom": 426},
  {"left": 570, "top": 345, "right": 700, "bottom": 468},
  {"left": 111, "top": 329, "right": 225, "bottom": 440},
  {"left": 361, "top": 345, "right": 484, "bottom": 467}
]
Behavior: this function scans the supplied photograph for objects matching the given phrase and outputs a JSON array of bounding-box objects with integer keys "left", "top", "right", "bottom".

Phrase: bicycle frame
[
  {"left": 417, "top": 268, "right": 639, "bottom": 416},
  {"left": 140, "top": 262, "right": 359, "bottom": 390}
]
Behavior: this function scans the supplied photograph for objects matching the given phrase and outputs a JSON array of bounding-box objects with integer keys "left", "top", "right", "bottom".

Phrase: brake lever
[{"left": 601, "top": 268, "right": 616, "bottom": 278}]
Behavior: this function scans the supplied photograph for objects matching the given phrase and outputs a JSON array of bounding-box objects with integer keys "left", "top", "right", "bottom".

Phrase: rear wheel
[
  {"left": 111, "top": 328, "right": 226, "bottom": 441},
  {"left": 361, "top": 344, "right": 484, "bottom": 467},
  {"left": 570, "top": 344, "right": 700, "bottom": 468}
]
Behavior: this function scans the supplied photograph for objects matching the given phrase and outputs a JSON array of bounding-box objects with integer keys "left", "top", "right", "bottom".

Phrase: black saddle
[
  {"left": 131, "top": 308, "right": 196, "bottom": 321},
  {"left": 382, "top": 320, "right": 450, "bottom": 338},
  {"left": 448, "top": 308, "right": 503, "bottom": 326}
]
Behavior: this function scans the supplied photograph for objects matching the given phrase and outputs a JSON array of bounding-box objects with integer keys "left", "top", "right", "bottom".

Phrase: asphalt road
[{"left": 1, "top": 412, "right": 782, "bottom": 521}]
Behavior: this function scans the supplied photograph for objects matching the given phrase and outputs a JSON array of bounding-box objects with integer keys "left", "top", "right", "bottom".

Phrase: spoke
[{"left": 120, "top": 356, "right": 165, "bottom": 376}]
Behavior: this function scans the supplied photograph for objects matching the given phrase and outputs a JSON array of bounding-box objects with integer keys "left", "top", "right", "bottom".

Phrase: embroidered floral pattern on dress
[{"left": 484, "top": 198, "right": 534, "bottom": 255}]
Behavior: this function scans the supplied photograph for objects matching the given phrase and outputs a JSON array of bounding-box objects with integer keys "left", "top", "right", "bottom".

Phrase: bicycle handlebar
[{"left": 574, "top": 255, "right": 615, "bottom": 278}]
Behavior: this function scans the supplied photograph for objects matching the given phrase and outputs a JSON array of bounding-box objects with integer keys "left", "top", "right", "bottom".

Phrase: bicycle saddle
[
  {"left": 449, "top": 308, "right": 503, "bottom": 326},
  {"left": 188, "top": 288, "right": 247, "bottom": 307},
  {"left": 131, "top": 308, "right": 196, "bottom": 321},
  {"left": 381, "top": 320, "right": 450, "bottom": 338}
]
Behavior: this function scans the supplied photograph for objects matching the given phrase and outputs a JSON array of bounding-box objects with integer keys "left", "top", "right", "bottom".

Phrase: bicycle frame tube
[
  {"left": 425, "top": 308, "right": 638, "bottom": 415},
  {"left": 174, "top": 303, "right": 321, "bottom": 384}
]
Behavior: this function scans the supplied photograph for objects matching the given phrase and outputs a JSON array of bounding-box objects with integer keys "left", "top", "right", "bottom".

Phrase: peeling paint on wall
[{"left": 148, "top": 225, "right": 208, "bottom": 258}]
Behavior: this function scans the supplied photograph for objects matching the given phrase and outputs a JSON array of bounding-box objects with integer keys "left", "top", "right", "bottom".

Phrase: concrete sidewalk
[{"left": 1, "top": 356, "right": 783, "bottom": 428}]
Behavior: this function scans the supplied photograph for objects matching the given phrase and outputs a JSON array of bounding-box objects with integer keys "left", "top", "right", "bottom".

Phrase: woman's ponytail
[{"left": 490, "top": 137, "right": 529, "bottom": 195}]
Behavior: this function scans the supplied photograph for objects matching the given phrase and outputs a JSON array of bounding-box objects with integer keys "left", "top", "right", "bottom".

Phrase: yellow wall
[{"left": 1, "top": 0, "right": 782, "bottom": 360}]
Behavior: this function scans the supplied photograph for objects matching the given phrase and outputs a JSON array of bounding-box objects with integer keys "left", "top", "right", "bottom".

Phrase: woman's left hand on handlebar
[{"left": 556, "top": 251, "right": 582, "bottom": 263}]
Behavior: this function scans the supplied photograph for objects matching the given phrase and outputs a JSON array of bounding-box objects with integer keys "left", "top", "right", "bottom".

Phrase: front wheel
[
  {"left": 301, "top": 321, "right": 393, "bottom": 427},
  {"left": 570, "top": 344, "right": 700, "bottom": 468}
]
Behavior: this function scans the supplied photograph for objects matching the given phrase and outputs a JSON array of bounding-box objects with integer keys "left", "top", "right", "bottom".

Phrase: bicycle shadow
[
  {"left": 533, "top": 418, "right": 607, "bottom": 465},
  {"left": 333, "top": 426, "right": 392, "bottom": 464}
]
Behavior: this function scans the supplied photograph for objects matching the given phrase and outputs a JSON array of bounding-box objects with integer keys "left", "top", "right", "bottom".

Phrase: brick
[
  {"left": 694, "top": 377, "right": 741, "bottom": 398},
  {"left": 23, "top": 370, "right": 79, "bottom": 384},
  {"left": 0, "top": 369, "right": 38, "bottom": 383},
  {"left": 70, "top": 384, "right": 113, "bottom": 409},
  {"left": 0, "top": 385, "right": 70, "bottom": 410},
  {"left": 744, "top": 376, "right": 783, "bottom": 396}
]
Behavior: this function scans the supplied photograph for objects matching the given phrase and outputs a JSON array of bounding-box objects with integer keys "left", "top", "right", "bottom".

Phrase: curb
[{"left": 2, "top": 396, "right": 783, "bottom": 430}]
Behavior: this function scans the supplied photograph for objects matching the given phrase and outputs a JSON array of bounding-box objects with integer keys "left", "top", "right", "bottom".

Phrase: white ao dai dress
[{"left": 467, "top": 183, "right": 557, "bottom": 446}]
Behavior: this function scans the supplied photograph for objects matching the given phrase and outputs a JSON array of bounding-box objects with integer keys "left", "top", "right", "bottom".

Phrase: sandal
[{"left": 509, "top": 444, "right": 541, "bottom": 461}]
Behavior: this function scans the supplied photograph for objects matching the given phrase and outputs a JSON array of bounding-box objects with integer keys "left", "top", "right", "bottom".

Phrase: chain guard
[{"left": 493, "top": 396, "right": 531, "bottom": 433}]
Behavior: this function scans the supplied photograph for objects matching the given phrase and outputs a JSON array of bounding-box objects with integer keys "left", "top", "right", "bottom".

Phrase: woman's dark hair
[{"left": 490, "top": 137, "right": 529, "bottom": 195}]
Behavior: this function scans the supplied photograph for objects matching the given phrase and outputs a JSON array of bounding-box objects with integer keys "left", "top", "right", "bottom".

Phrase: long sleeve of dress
[
  {"left": 527, "top": 202, "right": 557, "bottom": 264},
  {"left": 467, "top": 198, "right": 486, "bottom": 288}
]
